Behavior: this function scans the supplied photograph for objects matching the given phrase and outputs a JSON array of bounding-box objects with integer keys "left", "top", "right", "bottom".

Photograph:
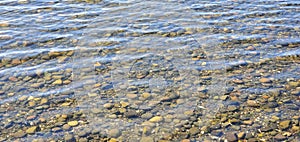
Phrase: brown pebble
[
  {"left": 126, "top": 93, "right": 138, "bottom": 99},
  {"left": 225, "top": 132, "right": 238, "bottom": 142},
  {"left": 26, "top": 115, "right": 36, "bottom": 120},
  {"left": 246, "top": 46, "right": 255, "bottom": 51},
  {"left": 232, "top": 79, "right": 244, "bottom": 84},
  {"left": 62, "top": 124, "right": 71, "bottom": 130},
  {"left": 11, "top": 59, "right": 21, "bottom": 65},
  {"left": 0, "top": 21, "right": 9, "bottom": 27},
  {"left": 237, "top": 132, "right": 245, "bottom": 139},
  {"left": 13, "top": 130, "right": 26, "bottom": 138},
  {"left": 259, "top": 78, "right": 271, "bottom": 83},
  {"left": 279, "top": 120, "right": 291, "bottom": 130},
  {"left": 181, "top": 139, "right": 190, "bottom": 142},
  {"left": 246, "top": 100, "right": 260, "bottom": 107},
  {"left": 8, "top": 76, "right": 18, "bottom": 82},
  {"left": 274, "top": 134, "right": 286, "bottom": 141}
]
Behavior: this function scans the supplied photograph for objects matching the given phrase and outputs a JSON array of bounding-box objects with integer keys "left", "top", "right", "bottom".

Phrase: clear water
[{"left": 0, "top": 0, "right": 299, "bottom": 141}]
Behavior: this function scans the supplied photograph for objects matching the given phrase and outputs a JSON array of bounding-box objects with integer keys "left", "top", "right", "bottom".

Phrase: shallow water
[{"left": 0, "top": 0, "right": 299, "bottom": 141}]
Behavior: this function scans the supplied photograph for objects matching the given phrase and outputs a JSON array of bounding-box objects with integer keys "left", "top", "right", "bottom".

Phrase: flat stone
[
  {"left": 91, "top": 108, "right": 102, "bottom": 114},
  {"left": 40, "top": 98, "right": 48, "bottom": 104},
  {"left": 247, "top": 100, "right": 260, "bottom": 107},
  {"left": 26, "top": 126, "right": 38, "bottom": 134},
  {"left": 126, "top": 93, "right": 138, "bottom": 99},
  {"left": 233, "top": 79, "right": 244, "bottom": 84},
  {"left": 259, "top": 78, "right": 271, "bottom": 83},
  {"left": 225, "top": 132, "right": 238, "bottom": 142},
  {"left": 52, "top": 127, "right": 62, "bottom": 132},
  {"left": 28, "top": 101, "right": 36, "bottom": 107},
  {"left": 242, "top": 120, "right": 253, "bottom": 125},
  {"left": 64, "top": 134, "right": 75, "bottom": 142},
  {"left": 274, "top": 134, "right": 286, "bottom": 141},
  {"left": 13, "top": 130, "right": 26, "bottom": 138},
  {"left": 189, "top": 127, "right": 200, "bottom": 135},
  {"left": 78, "top": 131, "right": 88, "bottom": 137},
  {"left": 237, "top": 132, "right": 245, "bottom": 139},
  {"left": 108, "top": 129, "right": 121, "bottom": 138},
  {"left": 103, "top": 103, "right": 113, "bottom": 109},
  {"left": 52, "top": 79, "right": 62, "bottom": 85},
  {"left": 68, "top": 121, "right": 79, "bottom": 127},
  {"left": 279, "top": 120, "right": 291, "bottom": 130},
  {"left": 124, "top": 110, "right": 138, "bottom": 118},
  {"left": 140, "top": 136, "right": 154, "bottom": 142},
  {"left": 0, "top": 35, "right": 12, "bottom": 40},
  {"left": 227, "top": 105, "right": 238, "bottom": 112},
  {"left": 62, "top": 124, "right": 71, "bottom": 130},
  {"left": 11, "top": 59, "right": 21, "bottom": 65},
  {"left": 149, "top": 116, "right": 163, "bottom": 123}
]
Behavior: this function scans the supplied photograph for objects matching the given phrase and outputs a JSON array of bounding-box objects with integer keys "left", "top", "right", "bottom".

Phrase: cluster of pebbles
[{"left": 0, "top": 0, "right": 299, "bottom": 142}]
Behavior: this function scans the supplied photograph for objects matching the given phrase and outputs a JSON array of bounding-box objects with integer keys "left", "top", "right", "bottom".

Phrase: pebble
[
  {"left": 124, "top": 110, "right": 138, "bottom": 118},
  {"left": 52, "top": 127, "right": 62, "bottom": 132},
  {"left": 64, "top": 134, "right": 75, "bottom": 142},
  {"left": 26, "top": 126, "right": 38, "bottom": 134},
  {"left": 78, "top": 131, "right": 88, "bottom": 137},
  {"left": 52, "top": 79, "right": 62, "bottom": 85},
  {"left": 225, "top": 132, "right": 238, "bottom": 142},
  {"left": 246, "top": 100, "right": 260, "bottom": 107},
  {"left": 149, "top": 116, "right": 163, "bottom": 123},
  {"left": 11, "top": 59, "right": 21, "bottom": 65},
  {"left": 108, "top": 129, "right": 121, "bottom": 138},
  {"left": 62, "top": 124, "right": 71, "bottom": 130},
  {"left": 0, "top": 21, "right": 9, "bottom": 27},
  {"left": 237, "top": 132, "right": 245, "bottom": 139},
  {"left": 13, "top": 130, "right": 26, "bottom": 138},
  {"left": 126, "top": 93, "right": 138, "bottom": 99},
  {"left": 279, "top": 120, "right": 291, "bottom": 130},
  {"left": 242, "top": 120, "right": 253, "bottom": 125},
  {"left": 140, "top": 136, "right": 154, "bottom": 142},
  {"left": 227, "top": 105, "right": 239, "bottom": 112},
  {"left": 259, "top": 78, "right": 271, "bottom": 83},
  {"left": 274, "top": 134, "right": 286, "bottom": 141},
  {"left": 40, "top": 98, "right": 48, "bottom": 104},
  {"left": 189, "top": 127, "right": 200, "bottom": 135},
  {"left": 28, "top": 101, "right": 36, "bottom": 107},
  {"left": 30, "top": 83, "right": 43, "bottom": 88},
  {"left": 91, "top": 108, "right": 102, "bottom": 114},
  {"left": 103, "top": 103, "right": 113, "bottom": 109},
  {"left": 68, "top": 121, "right": 79, "bottom": 127},
  {"left": 232, "top": 79, "right": 244, "bottom": 84}
]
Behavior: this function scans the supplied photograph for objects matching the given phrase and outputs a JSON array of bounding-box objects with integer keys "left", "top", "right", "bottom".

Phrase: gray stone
[
  {"left": 64, "top": 134, "right": 75, "bottom": 142},
  {"left": 108, "top": 128, "right": 121, "bottom": 138},
  {"left": 225, "top": 132, "right": 238, "bottom": 142}
]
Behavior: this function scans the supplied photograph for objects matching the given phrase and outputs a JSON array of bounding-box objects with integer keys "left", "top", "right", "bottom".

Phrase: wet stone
[
  {"left": 108, "top": 129, "right": 121, "bottom": 138},
  {"left": 13, "top": 130, "right": 26, "bottom": 138},
  {"left": 64, "top": 134, "right": 75, "bottom": 142},
  {"left": 78, "top": 131, "right": 88, "bottom": 137},
  {"left": 103, "top": 103, "right": 113, "bottom": 109},
  {"left": 247, "top": 100, "right": 260, "bottom": 107},
  {"left": 227, "top": 105, "right": 239, "bottom": 112},
  {"left": 26, "top": 126, "right": 38, "bottom": 134},
  {"left": 52, "top": 127, "right": 62, "bottom": 132},
  {"left": 225, "top": 132, "right": 238, "bottom": 142},
  {"left": 68, "top": 121, "right": 79, "bottom": 127},
  {"left": 140, "top": 136, "right": 154, "bottom": 142},
  {"left": 124, "top": 110, "right": 138, "bottom": 118},
  {"left": 259, "top": 78, "right": 271, "bottom": 83},
  {"left": 279, "top": 120, "right": 291, "bottom": 130},
  {"left": 149, "top": 116, "right": 163, "bottom": 123},
  {"left": 189, "top": 127, "right": 200, "bottom": 135},
  {"left": 62, "top": 124, "right": 71, "bottom": 130},
  {"left": 274, "top": 134, "right": 286, "bottom": 141}
]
